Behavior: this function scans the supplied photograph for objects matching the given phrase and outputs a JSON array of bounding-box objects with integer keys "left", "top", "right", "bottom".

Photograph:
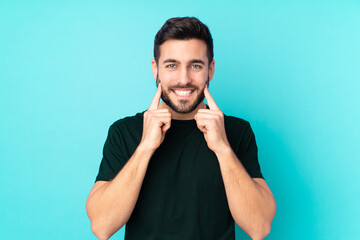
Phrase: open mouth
[{"left": 172, "top": 89, "right": 195, "bottom": 97}]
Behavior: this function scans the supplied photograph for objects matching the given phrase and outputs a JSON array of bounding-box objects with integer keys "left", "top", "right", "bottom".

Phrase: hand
[
  {"left": 140, "top": 83, "right": 171, "bottom": 151},
  {"left": 194, "top": 85, "right": 230, "bottom": 154}
]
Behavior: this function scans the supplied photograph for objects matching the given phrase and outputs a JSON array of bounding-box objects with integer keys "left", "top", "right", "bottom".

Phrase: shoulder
[
  {"left": 111, "top": 111, "right": 144, "bottom": 129},
  {"left": 224, "top": 114, "right": 251, "bottom": 131},
  {"left": 223, "top": 114, "right": 256, "bottom": 145},
  {"left": 106, "top": 111, "right": 144, "bottom": 138},
  {"left": 224, "top": 115, "right": 259, "bottom": 160}
]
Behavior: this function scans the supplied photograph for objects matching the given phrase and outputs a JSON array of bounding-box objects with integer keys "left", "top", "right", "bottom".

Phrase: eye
[
  {"left": 190, "top": 64, "right": 201, "bottom": 69},
  {"left": 166, "top": 64, "right": 176, "bottom": 68}
]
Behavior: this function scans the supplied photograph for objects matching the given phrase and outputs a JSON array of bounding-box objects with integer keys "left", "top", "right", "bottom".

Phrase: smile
[{"left": 172, "top": 89, "right": 194, "bottom": 97}]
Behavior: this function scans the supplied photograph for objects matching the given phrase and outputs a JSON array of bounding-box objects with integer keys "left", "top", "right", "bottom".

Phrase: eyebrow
[
  {"left": 189, "top": 59, "right": 205, "bottom": 65},
  {"left": 162, "top": 59, "right": 205, "bottom": 65},
  {"left": 163, "top": 59, "right": 179, "bottom": 64}
]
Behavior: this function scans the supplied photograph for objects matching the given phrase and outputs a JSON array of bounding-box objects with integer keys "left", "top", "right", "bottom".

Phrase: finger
[
  {"left": 195, "top": 114, "right": 219, "bottom": 122},
  {"left": 204, "top": 85, "right": 219, "bottom": 110},
  {"left": 148, "top": 114, "right": 172, "bottom": 120},
  {"left": 161, "top": 120, "right": 171, "bottom": 133},
  {"left": 148, "top": 83, "right": 162, "bottom": 110},
  {"left": 195, "top": 112, "right": 216, "bottom": 121},
  {"left": 155, "top": 116, "right": 172, "bottom": 126},
  {"left": 197, "top": 109, "right": 222, "bottom": 116},
  {"left": 143, "top": 109, "right": 169, "bottom": 119},
  {"left": 196, "top": 120, "right": 207, "bottom": 133}
]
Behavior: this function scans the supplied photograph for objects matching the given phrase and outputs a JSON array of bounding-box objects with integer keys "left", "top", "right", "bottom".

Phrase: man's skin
[{"left": 86, "top": 39, "right": 276, "bottom": 240}]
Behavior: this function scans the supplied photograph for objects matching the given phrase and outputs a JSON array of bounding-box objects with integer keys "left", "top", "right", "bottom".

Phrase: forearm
[
  {"left": 215, "top": 147, "right": 276, "bottom": 240},
  {"left": 86, "top": 144, "right": 154, "bottom": 239}
]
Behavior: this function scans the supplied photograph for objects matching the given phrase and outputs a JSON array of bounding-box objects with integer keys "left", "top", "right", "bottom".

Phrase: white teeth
[{"left": 174, "top": 90, "right": 192, "bottom": 96}]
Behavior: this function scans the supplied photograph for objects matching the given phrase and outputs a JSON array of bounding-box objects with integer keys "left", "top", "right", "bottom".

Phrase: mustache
[{"left": 168, "top": 83, "right": 199, "bottom": 90}]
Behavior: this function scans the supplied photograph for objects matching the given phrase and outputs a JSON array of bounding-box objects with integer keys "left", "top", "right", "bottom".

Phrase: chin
[{"left": 163, "top": 95, "right": 204, "bottom": 114}]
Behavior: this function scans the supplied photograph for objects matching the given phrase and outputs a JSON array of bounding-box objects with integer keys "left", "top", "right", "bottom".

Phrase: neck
[{"left": 158, "top": 101, "right": 206, "bottom": 120}]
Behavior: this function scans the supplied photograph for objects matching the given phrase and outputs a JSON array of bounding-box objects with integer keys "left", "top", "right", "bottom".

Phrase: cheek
[
  {"left": 193, "top": 72, "right": 208, "bottom": 84},
  {"left": 158, "top": 71, "right": 175, "bottom": 84}
]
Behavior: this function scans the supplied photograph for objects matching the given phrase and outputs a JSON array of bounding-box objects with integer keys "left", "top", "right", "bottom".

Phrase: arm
[
  {"left": 195, "top": 86, "right": 276, "bottom": 240},
  {"left": 86, "top": 144, "right": 154, "bottom": 240},
  {"left": 86, "top": 84, "right": 171, "bottom": 240},
  {"left": 215, "top": 147, "right": 276, "bottom": 240}
]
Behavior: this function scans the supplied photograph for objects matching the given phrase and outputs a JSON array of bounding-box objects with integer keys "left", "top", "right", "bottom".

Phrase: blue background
[{"left": 1, "top": 0, "right": 359, "bottom": 239}]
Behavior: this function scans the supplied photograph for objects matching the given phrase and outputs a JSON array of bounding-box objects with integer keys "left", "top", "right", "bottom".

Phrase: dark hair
[{"left": 154, "top": 17, "right": 213, "bottom": 65}]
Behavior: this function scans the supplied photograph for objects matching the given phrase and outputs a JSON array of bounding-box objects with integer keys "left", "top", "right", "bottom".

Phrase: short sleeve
[
  {"left": 236, "top": 122, "right": 264, "bottom": 179},
  {"left": 95, "top": 124, "right": 127, "bottom": 182}
]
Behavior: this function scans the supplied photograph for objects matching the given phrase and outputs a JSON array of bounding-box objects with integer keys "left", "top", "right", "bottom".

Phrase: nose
[{"left": 176, "top": 66, "right": 191, "bottom": 84}]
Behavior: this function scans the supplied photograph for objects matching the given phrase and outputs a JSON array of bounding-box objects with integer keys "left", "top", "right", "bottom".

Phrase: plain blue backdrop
[{"left": 1, "top": 0, "right": 359, "bottom": 239}]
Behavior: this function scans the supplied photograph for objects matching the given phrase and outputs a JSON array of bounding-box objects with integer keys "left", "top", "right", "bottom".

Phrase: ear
[
  {"left": 208, "top": 59, "right": 215, "bottom": 81},
  {"left": 151, "top": 59, "right": 158, "bottom": 79}
]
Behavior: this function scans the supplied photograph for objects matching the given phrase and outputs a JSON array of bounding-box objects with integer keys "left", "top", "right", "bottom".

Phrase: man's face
[{"left": 152, "top": 39, "right": 215, "bottom": 114}]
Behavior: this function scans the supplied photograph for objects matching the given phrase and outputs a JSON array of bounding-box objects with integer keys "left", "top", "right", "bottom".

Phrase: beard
[{"left": 156, "top": 75, "right": 209, "bottom": 114}]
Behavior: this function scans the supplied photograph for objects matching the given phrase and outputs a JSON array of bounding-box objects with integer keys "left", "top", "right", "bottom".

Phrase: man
[{"left": 86, "top": 17, "right": 276, "bottom": 240}]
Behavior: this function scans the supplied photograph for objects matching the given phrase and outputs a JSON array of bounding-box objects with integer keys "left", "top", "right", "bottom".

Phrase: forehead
[{"left": 159, "top": 39, "right": 208, "bottom": 64}]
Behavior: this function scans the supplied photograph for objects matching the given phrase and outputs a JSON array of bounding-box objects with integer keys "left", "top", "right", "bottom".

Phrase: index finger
[
  {"left": 204, "top": 85, "right": 220, "bottom": 110},
  {"left": 148, "top": 83, "right": 162, "bottom": 110}
]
